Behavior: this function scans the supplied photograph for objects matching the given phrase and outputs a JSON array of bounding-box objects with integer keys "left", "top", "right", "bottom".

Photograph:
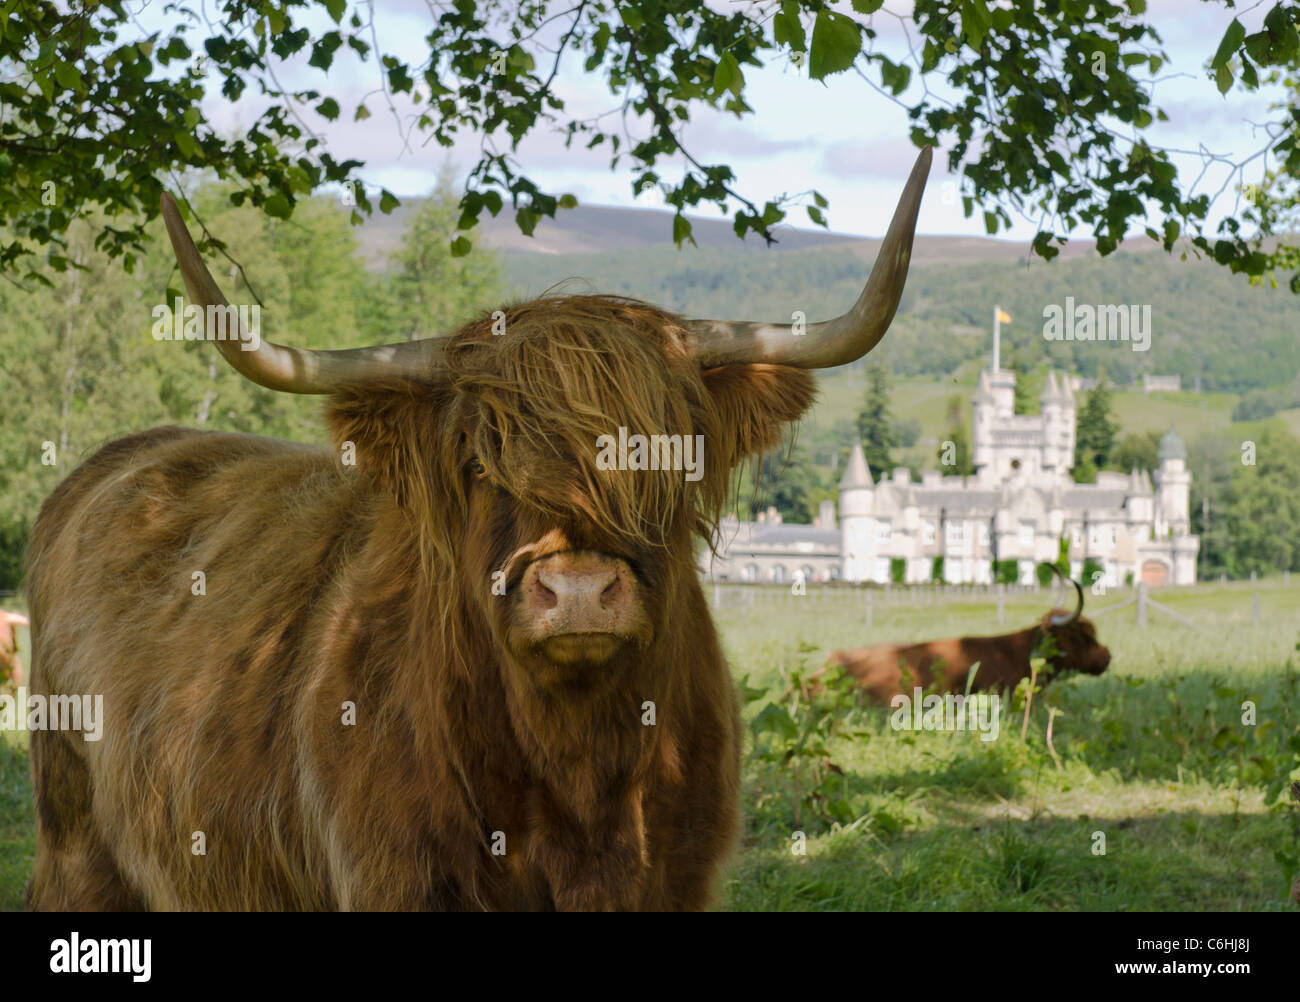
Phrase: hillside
[{"left": 498, "top": 240, "right": 1297, "bottom": 396}]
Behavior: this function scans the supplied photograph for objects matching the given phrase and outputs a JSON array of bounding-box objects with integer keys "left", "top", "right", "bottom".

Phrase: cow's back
[
  {"left": 27, "top": 426, "right": 357, "bottom": 910},
  {"left": 829, "top": 639, "right": 969, "bottom": 702}
]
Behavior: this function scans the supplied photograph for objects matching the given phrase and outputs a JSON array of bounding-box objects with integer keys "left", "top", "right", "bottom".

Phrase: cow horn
[
  {"left": 1044, "top": 564, "right": 1084, "bottom": 626},
  {"left": 160, "top": 193, "right": 440, "bottom": 393},
  {"left": 684, "top": 146, "right": 932, "bottom": 368}
]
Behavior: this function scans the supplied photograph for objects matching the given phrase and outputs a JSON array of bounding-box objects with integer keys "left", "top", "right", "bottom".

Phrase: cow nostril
[
  {"left": 532, "top": 578, "right": 558, "bottom": 611},
  {"left": 600, "top": 575, "right": 625, "bottom": 609}
]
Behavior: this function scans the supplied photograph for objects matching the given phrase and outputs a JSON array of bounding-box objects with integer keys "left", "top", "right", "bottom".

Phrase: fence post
[
  {"left": 997, "top": 583, "right": 1005, "bottom": 626},
  {"left": 1136, "top": 581, "right": 1148, "bottom": 628}
]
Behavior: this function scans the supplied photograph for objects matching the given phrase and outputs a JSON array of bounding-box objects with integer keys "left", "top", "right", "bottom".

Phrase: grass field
[{"left": 2, "top": 580, "right": 1298, "bottom": 911}]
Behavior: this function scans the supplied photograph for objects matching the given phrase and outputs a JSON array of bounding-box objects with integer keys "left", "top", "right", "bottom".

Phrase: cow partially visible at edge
[
  {"left": 824, "top": 567, "right": 1111, "bottom": 704},
  {"left": 25, "top": 151, "right": 933, "bottom": 911},
  {"left": 1, "top": 609, "right": 28, "bottom": 687}
]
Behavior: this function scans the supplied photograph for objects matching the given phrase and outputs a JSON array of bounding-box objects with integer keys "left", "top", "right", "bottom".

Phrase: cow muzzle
[{"left": 515, "top": 550, "right": 646, "bottom": 668}]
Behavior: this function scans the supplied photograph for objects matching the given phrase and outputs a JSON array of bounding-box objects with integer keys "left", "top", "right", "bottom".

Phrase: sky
[{"left": 184, "top": 0, "right": 1288, "bottom": 246}]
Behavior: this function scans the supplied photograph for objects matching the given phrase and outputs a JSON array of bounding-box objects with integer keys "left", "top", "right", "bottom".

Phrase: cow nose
[{"left": 520, "top": 551, "right": 635, "bottom": 645}]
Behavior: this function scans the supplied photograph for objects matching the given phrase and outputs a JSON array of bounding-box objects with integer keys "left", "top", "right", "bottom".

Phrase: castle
[{"left": 701, "top": 355, "right": 1199, "bottom": 589}]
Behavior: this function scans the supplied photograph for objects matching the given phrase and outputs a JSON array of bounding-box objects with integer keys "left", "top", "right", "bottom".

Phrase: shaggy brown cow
[
  {"left": 25, "top": 150, "right": 932, "bottom": 911},
  {"left": 1, "top": 610, "right": 28, "bottom": 687},
  {"left": 825, "top": 569, "right": 1111, "bottom": 703}
]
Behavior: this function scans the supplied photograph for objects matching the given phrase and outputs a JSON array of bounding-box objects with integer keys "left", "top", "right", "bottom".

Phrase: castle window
[
  {"left": 922, "top": 522, "right": 936, "bottom": 545},
  {"left": 978, "top": 524, "right": 989, "bottom": 545},
  {"left": 772, "top": 565, "right": 786, "bottom": 584},
  {"left": 1019, "top": 522, "right": 1034, "bottom": 547},
  {"left": 877, "top": 521, "right": 891, "bottom": 543},
  {"left": 946, "top": 523, "right": 965, "bottom": 550}
]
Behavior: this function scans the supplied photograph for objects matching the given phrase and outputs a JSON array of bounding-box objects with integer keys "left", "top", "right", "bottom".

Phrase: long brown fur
[
  {"left": 25, "top": 295, "right": 816, "bottom": 911},
  {"left": 824, "top": 614, "right": 1111, "bottom": 704}
]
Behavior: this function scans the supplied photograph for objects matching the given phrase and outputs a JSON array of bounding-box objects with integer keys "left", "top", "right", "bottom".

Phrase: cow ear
[
  {"left": 700, "top": 364, "right": 817, "bottom": 469},
  {"left": 325, "top": 380, "right": 441, "bottom": 506}
]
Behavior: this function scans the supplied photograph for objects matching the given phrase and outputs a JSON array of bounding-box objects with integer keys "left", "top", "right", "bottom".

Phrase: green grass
[
  {"left": 2, "top": 581, "right": 1297, "bottom": 911},
  {"left": 716, "top": 578, "right": 1300, "bottom": 911}
]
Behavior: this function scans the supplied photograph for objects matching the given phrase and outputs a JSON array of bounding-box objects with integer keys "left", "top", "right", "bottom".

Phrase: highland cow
[
  {"left": 1, "top": 610, "right": 28, "bottom": 687},
  {"left": 825, "top": 568, "right": 1111, "bottom": 704},
  {"left": 24, "top": 150, "right": 932, "bottom": 910}
]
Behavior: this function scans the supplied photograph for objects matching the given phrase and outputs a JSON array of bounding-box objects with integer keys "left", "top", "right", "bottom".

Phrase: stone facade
[{"left": 701, "top": 364, "right": 1199, "bottom": 588}]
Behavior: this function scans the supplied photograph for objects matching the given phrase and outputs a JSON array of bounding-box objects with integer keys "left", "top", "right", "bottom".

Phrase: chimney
[
  {"left": 818, "top": 499, "right": 836, "bottom": 529},
  {"left": 766, "top": 506, "right": 781, "bottom": 525}
]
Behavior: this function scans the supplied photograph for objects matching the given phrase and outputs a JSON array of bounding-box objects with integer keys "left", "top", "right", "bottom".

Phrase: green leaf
[
  {"left": 354, "top": 103, "right": 371, "bottom": 121},
  {"left": 737, "top": 676, "right": 768, "bottom": 704},
  {"left": 1211, "top": 18, "right": 1245, "bottom": 70},
  {"left": 174, "top": 130, "right": 196, "bottom": 159},
  {"left": 263, "top": 194, "right": 292, "bottom": 219},
  {"left": 751, "top": 703, "right": 799, "bottom": 741},
  {"left": 449, "top": 235, "right": 472, "bottom": 257},
  {"left": 851, "top": 0, "right": 884, "bottom": 13},
  {"left": 809, "top": 10, "right": 861, "bottom": 79},
  {"left": 53, "top": 62, "right": 83, "bottom": 92},
  {"left": 774, "top": 1, "right": 805, "bottom": 52},
  {"left": 379, "top": 189, "right": 399, "bottom": 214},
  {"left": 713, "top": 51, "right": 743, "bottom": 97},
  {"left": 315, "top": 97, "right": 340, "bottom": 120},
  {"left": 323, "top": 0, "right": 346, "bottom": 23},
  {"left": 672, "top": 213, "right": 695, "bottom": 246},
  {"left": 558, "top": 193, "right": 578, "bottom": 209},
  {"left": 961, "top": 0, "right": 992, "bottom": 51},
  {"left": 1214, "top": 62, "right": 1233, "bottom": 95},
  {"left": 516, "top": 208, "right": 539, "bottom": 237}
]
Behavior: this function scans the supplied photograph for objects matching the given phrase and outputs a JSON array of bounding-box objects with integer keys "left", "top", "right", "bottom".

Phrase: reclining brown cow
[
  {"left": 824, "top": 568, "right": 1110, "bottom": 703},
  {"left": 1, "top": 609, "right": 28, "bottom": 687}
]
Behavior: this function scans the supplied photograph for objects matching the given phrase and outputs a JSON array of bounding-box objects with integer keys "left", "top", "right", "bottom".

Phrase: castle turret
[
  {"left": 972, "top": 371, "right": 996, "bottom": 471},
  {"left": 1154, "top": 429, "right": 1190, "bottom": 536},
  {"left": 1125, "top": 466, "right": 1153, "bottom": 529},
  {"left": 839, "top": 440, "right": 875, "bottom": 583},
  {"left": 1040, "top": 370, "right": 1066, "bottom": 473}
]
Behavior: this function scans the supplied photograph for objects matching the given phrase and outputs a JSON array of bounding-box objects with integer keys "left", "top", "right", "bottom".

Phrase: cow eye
[{"left": 468, "top": 457, "right": 488, "bottom": 479}]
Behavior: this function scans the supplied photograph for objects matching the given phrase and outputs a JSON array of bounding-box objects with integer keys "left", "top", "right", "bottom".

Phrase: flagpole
[{"left": 992, "top": 304, "right": 1001, "bottom": 372}]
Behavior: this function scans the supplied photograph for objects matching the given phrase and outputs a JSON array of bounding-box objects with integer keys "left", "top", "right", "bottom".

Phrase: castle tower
[
  {"left": 972, "top": 371, "right": 996, "bottom": 472},
  {"left": 1039, "top": 370, "right": 1064, "bottom": 473},
  {"left": 1125, "top": 466, "right": 1153, "bottom": 530},
  {"left": 1154, "top": 429, "right": 1190, "bottom": 536},
  {"left": 1060, "top": 373, "right": 1077, "bottom": 468},
  {"left": 839, "top": 440, "right": 875, "bottom": 583}
]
